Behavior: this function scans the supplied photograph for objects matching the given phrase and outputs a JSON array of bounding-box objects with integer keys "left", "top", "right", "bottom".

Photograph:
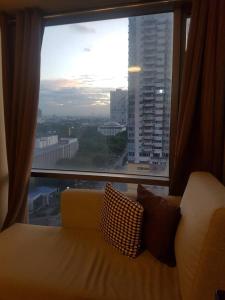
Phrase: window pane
[
  {"left": 33, "top": 13, "right": 173, "bottom": 177},
  {"left": 28, "top": 178, "right": 168, "bottom": 226}
]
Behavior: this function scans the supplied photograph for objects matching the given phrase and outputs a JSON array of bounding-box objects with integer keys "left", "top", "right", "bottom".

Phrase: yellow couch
[{"left": 0, "top": 172, "right": 224, "bottom": 300}]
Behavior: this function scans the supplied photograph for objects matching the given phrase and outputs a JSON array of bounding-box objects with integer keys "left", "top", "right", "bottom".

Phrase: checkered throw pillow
[{"left": 100, "top": 183, "right": 144, "bottom": 258}]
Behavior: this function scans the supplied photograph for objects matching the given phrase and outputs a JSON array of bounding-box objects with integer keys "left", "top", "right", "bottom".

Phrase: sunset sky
[
  {"left": 41, "top": 18, "right": 128, "bottom": 88},
  {"left": 39, "top": 18, "right": 129, "bottom": 116}
]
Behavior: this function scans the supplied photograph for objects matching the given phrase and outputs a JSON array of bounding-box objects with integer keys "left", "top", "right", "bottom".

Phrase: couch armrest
[{"left": 61, "top": 189, "right": 104, "bottom": 229}]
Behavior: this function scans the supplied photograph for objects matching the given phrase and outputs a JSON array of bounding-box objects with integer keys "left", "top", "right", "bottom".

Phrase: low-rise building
[
  {"left": 33, "top": 136, "right": 79, "bottom": 168},
  {"left": 97, "top": 122, "right": 126, "bottom": 136}
]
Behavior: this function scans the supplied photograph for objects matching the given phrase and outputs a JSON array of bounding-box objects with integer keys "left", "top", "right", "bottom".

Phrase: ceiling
[{"left": 0, "top": 0, "right": 187, "bottom": 15}]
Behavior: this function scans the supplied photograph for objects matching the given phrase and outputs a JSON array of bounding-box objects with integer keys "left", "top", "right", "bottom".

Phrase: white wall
[{"left": 0, "top": 30, "right": 8, "bottom": 229}]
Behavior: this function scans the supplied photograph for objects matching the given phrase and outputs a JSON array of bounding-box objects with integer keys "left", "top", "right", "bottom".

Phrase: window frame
[{"left": 31, "top": 0, "right": 192, "bottom": 187}]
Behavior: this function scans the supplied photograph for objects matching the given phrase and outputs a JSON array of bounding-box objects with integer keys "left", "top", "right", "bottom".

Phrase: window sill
[{"left": 31, "top": 169, "right": 169, "bottom": 186}]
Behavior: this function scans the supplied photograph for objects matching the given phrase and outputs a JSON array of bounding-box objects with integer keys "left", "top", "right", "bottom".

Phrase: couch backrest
[
  {"left": 175, "top": 172, "right": 225, "bottom": 300},
  {"left": 61, "top": 189, "right": 104, "bottom": 229},
  {"left": 61, "top": 189, "right": 137, "bottom": 229}
]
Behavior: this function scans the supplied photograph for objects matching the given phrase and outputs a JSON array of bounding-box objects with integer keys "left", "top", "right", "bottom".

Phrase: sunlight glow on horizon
[{"left": 41, "top": 18, "right": 128, "bottom": 90}]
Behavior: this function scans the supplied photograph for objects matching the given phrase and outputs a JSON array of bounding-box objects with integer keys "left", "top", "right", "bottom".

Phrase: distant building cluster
[
  {"left": 127, "top": 13, "right": 173, "bottom": 170},
  {"left": 33, "top": 135, "right": 79, "bottom": 168},
  {"left": 97, "top": 122, "right": 126, "bottom": 136}
]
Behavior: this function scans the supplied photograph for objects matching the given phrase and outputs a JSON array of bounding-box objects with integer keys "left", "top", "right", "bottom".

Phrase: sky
[{"left": 39, "top": 18, "right": 128, "bottom": 117}]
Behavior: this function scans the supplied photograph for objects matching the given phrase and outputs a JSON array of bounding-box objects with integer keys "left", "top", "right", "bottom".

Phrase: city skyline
[{"left": 39, "top": 79, "right": 122, "bottom": 117}]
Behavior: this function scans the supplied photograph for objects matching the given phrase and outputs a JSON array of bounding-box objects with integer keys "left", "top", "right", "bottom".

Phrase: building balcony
[
  {"left": 141, "top": 32, "right": 157, "bottom": 39},
  {"left": 144, "top": 129, "right": 154, "bottom": 133},
  {"left": 155, "top": 117, "right": 163, "bottom": 122},
  {"left": 155, "top": 104, "right": 164, "bottom": 109},
  {"left": 155, "top": 111, "right": 164, "bottom": 116},
  {"left": 142, "top": 110, "right": 155, "bottom": 114},
  {"left": 142, "top": 118, "right": 155, "bottom": 123},
  {"left": 143, "top": 103, "right": 155, "bottom": 108},
  {"left": 154, "top": 130, "right": 163, "bottom": 135}
]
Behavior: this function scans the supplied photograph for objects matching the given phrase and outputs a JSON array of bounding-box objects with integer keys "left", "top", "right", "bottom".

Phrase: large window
[
  {"left": 33, "top": 12, "right": 173, "bottom": 178},
  {"left": 29, "top": 5, "right": 190, "bottom": 226}
]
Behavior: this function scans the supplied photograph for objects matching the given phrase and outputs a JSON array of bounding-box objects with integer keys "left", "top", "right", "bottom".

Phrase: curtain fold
[
  {"left": 1, "top": 10, "right": 43, "bottom": 228},
  {"left": 0, "top": 26, "right": 8, "bottom": 229},
  {"left": 170, "top": 0, "right": 225, "bottom": 195}
]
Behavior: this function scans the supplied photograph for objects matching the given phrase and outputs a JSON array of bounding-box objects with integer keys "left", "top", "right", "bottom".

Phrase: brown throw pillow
[
  {"left": 137, "top": 184, "right": 181, "bottom": 266},
  {"left": 100, "top": 183, "right": 144, "bottom": 258}
]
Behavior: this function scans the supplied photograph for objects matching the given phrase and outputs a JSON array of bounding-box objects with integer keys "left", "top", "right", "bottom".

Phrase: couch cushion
[
  {"left": 100, "top": 183, "right": 143, "bottom": 258},
  {"left": 175, "top": 172, "right": 225, "bottom": 300},
  {"left": 0, "top": 223, "right": 181, "bottom": 300},
  {"left": 137, "top": 184, "right": 181, "bottom": 266}
]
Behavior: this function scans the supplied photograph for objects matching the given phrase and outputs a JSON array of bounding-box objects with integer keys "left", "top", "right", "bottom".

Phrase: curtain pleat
[
  {"left": 1, "top": 10, "right": 44, "bottom": 228},
  {"left": 0, "top": 26, "right": 8, "bottom": 229},
  {"left": 170, "top": 0, "right": 225, "bottom": 195}
]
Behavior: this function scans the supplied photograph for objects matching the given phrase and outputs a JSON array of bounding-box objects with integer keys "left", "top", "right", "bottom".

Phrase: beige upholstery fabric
[
  {"left": 193, "top": 208, "right": 225, "bottom": 299},
  {"left": 61, "top": 189, "right": 104, "bottom": 229},
  {"left": 175, "top": 172, "right": 225, "bottom": 300},
  {"left": 0, "top": 223, "right": 181, "bottom": 300}
]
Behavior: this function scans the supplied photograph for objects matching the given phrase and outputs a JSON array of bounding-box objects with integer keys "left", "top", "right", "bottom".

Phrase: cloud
[
  {"left": 91, "top": 99, "right": 110, "bottom": 106},
  {"left": 73, "top": 74, "right": 95, "bottom": 87},
  {"left": 39, "top": 79, "right": 111, "bottom": 117},
  {"left": 70, "top": 24, "right": 96, "bottom": 34},
  {"left": 41, "top": 79, "right": 81, "bottom": 90}
]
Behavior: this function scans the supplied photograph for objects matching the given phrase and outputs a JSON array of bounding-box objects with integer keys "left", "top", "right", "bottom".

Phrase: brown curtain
[
  {"left": 170, "top": 0, "right": 225, "bottom": 195},
  {"left": 1, "top": 10, "right": 43, "bottom": 228}
]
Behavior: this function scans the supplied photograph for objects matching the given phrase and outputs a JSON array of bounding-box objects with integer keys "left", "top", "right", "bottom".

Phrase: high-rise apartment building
[
  {"left": 110, "top": 89, "right": 128, "bottom": 125},
  {"left": 128, "top": 13, "right": 173, "bottom": 171}
]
